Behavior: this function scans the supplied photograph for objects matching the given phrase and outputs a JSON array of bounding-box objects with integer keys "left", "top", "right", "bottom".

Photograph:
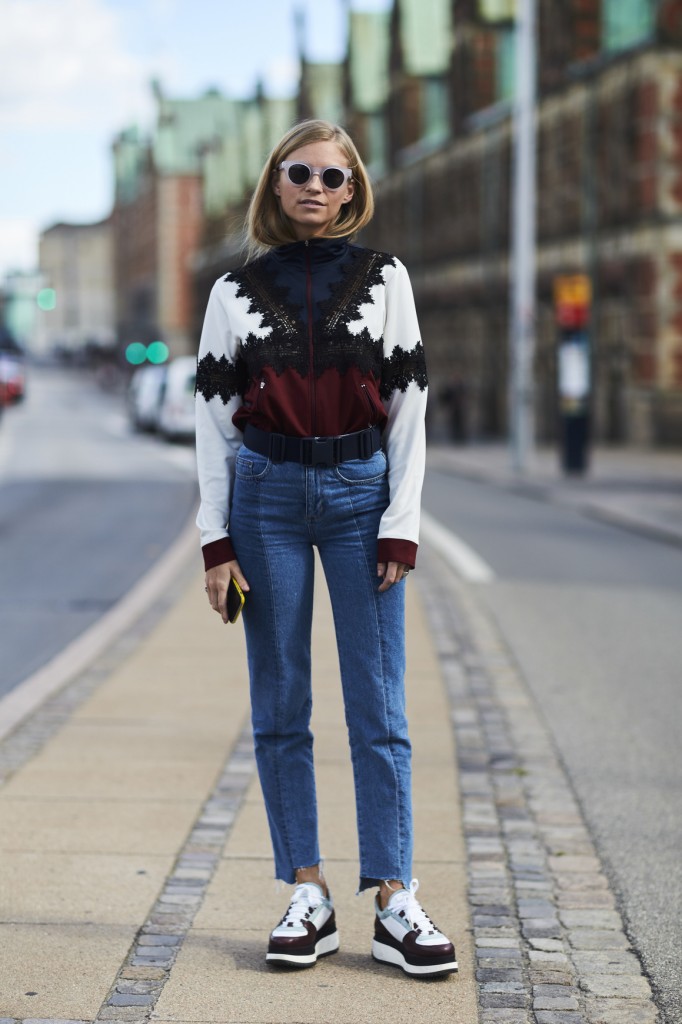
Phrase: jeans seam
[
  {"left": 346, "top": 483, "right": 405, "bottom": 883},
  {"left": 257, "top": 478, "right": 295, "bottom": 880}
]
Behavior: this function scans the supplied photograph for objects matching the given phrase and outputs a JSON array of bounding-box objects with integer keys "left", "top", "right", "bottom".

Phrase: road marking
[{"left": 420, "top": 509, "right": 496, "bottom": 583}]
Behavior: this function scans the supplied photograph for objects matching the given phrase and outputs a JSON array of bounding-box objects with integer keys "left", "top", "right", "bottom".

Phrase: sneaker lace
[
  {"left": 279, "top": 883, "right": 324, "bottom": 928},
  {"left": 389, "top": 879, "right": 439, "bottom": 936}
]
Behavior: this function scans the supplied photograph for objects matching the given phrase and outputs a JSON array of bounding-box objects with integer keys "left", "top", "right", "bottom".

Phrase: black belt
[{"left": 243, "top": 423, "right": 382, "bottom": 467}]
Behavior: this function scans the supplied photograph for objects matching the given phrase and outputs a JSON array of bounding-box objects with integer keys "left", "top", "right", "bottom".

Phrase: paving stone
[
  {"left": 109, "top": 993, "right": 155, "bottom": 1006},
  {"left": 557, "top": 891, "right": 615, "bottom": 910},
  {"left": 135, "top": 945, "right": 176, "bottom": 957},
  {"left": 479, "top": 957, "right": 525, "bottom": 970},
  {"left": 136, "top": 934, "right": 180, "bottom": 945},
  {"left": 530, "top": 970, "right": 576, "bottom": 987},
  {"left": 477, "top": 946, "right": 524, "bottom": 958},
  {"left": 570, "top": 951, "right": 642, "bottom": 975},
  {"left": 475, "top": 937, "right": 521, "bottom": 948},
  {"left": 119, "top": 966, "right": 167, "bottom": 981},
  {"left": 481, "top": 982, "right": 527, "bottom": 994},
  {"left": 579, "top": 974, "right": 652, "bottom": 998},
  {"left": 529, "top": 938, "right": 565, "bottom": 952},
  {"left": 584, "top": 997, "right": 658, "bottom": 1024},
  {"left": 534, "top": 995, "right": 580, "bottom": 1011},
  {"left": 529, "top": 951, "right": 569, "bottom": 964},
  {"left": 534, "top": 985, "right": 580, "bottom": 999},
  {"left": 518, "top": 900, "right": 556, "bottom": 917},
  {"left": 568, "top": 930, "right": 630, "bottom": 951},
  {"left": 534, "top": 1014, "right": 586, "bottom": 1024},
  {"left": 474, "top": 914, "right": 515, "bottom": 927},
  {"left": 560, "top": 910, "right": 622, "bottom": 930},
  {"left": 481, "top": 1010, "right": 531, "bottom": 1023},
  {"left": 480, "top": 993, "right": 530, "bottom": 1008},
  {"left": 477, "top": 969, "right": 525, "bottom": 984}
]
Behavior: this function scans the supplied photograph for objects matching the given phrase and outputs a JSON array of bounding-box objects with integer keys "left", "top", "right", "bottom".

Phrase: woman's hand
[
  {"left": 205, "top": 559, "right": 250, "bottom": 623},
  {"left": 377, "top": 561, "right": 410, "bottom": 592}
]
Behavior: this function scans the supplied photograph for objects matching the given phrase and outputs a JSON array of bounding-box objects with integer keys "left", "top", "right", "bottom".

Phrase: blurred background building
[{"left": 24, "top": 0, "right": 682, "bottom": 447}]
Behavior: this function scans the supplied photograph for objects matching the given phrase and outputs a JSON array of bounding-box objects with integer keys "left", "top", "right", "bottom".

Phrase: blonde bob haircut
[{"left": 246, "top": 119, "right": 374, "bottom": 255}]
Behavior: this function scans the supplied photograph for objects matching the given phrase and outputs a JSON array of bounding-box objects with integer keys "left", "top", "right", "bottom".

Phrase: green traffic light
[
  {"left": 125, "top": 342, "right": 147, "bottom": 365},
  {"left": 37, "top": 288, "right": 56, "bottom": 311},
  {"left": 147, "top": 341, "right": 169, "bottom": 364}
]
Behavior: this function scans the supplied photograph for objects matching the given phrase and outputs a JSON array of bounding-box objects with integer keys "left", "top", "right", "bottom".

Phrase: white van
[
  {"left": 158, "top": 356, "right": 197, "bottom": 441},
  {"left": 128, "top": 364, "right": 167, "bottom": 432}
]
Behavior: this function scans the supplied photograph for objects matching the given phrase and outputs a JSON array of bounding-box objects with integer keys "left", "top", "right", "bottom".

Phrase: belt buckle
[{"left": 303, "top": 436, "right": 335, "bottom": 467}]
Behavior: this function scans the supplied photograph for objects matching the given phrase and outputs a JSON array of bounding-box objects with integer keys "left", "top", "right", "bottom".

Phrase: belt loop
[
  {"left": 270, "top": 432, "right": 285, "bottom": 463},
  {"left": 359, "top": 427, "right": 371, "bottom": 460}
]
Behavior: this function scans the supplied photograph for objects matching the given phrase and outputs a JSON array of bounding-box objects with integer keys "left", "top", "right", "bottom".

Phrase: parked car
[
  {"left": 127, "top": 364, "right": 167, "bottom": 432},
  {"left": 158, "top": 356, "right": 196, "bottom": 441},
  {"left": 0, "top": 329, "right": 26, "bottom": 405}
]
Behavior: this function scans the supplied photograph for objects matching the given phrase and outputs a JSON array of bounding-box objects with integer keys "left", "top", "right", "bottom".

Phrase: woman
[{"left": 194, "top": 119, "right": 457, "bottom": 979}]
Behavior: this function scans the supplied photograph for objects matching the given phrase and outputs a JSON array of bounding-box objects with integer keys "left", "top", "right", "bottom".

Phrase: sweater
[{"left": 194, "top": 236, "right": 428, "bottom": 571}]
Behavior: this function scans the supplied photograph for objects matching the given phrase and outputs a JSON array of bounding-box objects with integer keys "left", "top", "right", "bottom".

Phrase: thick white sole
[
  {"left": 266, "top": 930, "right": 340, "bottom": 967},
  {"left": 371, "top": 938, "right": 458, "bottom": 977}
]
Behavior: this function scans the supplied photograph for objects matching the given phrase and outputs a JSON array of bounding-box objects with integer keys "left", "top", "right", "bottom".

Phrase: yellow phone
[{"left": 226, "top": 577, "right": 245, "bottom": 623}]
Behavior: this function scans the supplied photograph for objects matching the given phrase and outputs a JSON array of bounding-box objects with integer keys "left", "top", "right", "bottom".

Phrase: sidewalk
[
  {"left": 0, "top": 556, "right": 478, "bottom": 1024},
  {"left": 426, "top": 442, "right": 682, "bottom": 548}
]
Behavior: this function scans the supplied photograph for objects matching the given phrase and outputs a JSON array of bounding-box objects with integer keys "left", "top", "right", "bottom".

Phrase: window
[{"left": 602, "top": 0, "right": 655, "bottom": 53}]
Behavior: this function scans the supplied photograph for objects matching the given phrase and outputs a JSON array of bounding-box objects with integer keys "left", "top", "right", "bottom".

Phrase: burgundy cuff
[
  {"left": 202, "top": 537, "right": 236, "bottom": 571},
  {"left": 377, "top": 538, "right": 418, "bottom": 569}
]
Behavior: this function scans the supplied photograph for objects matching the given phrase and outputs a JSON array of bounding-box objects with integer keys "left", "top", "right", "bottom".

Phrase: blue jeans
[{"left": 229, "top": 444, "right": 413, "bottom": 893}]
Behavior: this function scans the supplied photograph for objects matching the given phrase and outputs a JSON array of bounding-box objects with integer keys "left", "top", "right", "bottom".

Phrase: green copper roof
[
  {"left": 349, "top": 10, "right": 390, "bottom": 113},
  {"left": 399, "top": 0, "right": 452, "bottom": 76},
  {"left": 154, "top": 91, "right": 238, "bottom": 175},
  {"left": 304, "top": 62, "right": 344, "bottom": 124}
]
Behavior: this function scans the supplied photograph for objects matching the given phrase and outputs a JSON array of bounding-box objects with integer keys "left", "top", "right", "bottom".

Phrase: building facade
[{"left": 37, "top": 218, "right": 115, "bottom": 355}]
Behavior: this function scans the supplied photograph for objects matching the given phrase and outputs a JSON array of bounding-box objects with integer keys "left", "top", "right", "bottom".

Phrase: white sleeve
[
  {"left": 378, "top": 259, "right": 428, "bottom": 553},
  {"left": 194, "top": 280, "right": 244, "bottom": 553}
]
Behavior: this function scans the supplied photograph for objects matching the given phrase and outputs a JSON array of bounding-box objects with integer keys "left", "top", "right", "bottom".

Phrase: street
[
  {"left": 0, "top": 367, "right": 198, "bottom": 697},
  {"left": 422, "top": 466, "right": 682, "bottom": 1024},
  {"left": 0, "top": 368, "right": 680, "bottom": 1022}
]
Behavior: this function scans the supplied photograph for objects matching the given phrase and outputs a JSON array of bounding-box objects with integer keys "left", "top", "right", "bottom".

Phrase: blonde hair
[{"left": 246, "top": 120, "right": 374, "bottom": 256}]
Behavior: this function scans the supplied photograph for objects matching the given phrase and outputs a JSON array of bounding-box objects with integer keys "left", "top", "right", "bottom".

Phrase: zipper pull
[{"left": 259, "top": 379, "right": 265, "bottom": 389}]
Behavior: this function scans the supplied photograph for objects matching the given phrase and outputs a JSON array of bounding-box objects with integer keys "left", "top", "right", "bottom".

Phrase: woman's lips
[{"left": 300, "top": 199, "right": 324, "bottom": 207}]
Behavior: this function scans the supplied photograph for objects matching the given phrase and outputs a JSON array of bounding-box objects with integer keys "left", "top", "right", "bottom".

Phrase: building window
[
  {"left": 423, "top": 76, "right": 450, "bottom": 145},
  {"left": 496, "top": 28, "right": 515, "bottom": 102},
  {"left": 602, "top": 0, "right": 655, "bottom": 53}
]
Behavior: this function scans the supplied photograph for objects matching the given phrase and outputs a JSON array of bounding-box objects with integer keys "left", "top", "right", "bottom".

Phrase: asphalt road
[
  {"left": 422, "top": 468, "right": 682, "bottom": 1024},
  {"left": 0, "top": 367, "right": 198, "bottom": 697}
]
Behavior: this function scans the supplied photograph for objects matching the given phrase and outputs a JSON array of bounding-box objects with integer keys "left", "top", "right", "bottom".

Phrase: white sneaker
[
  {"left": 372, "top": 879, "right": 458, "bottom": 977},
  {"left": 266, "top": 882, "right": 339, "bottom": 968}
]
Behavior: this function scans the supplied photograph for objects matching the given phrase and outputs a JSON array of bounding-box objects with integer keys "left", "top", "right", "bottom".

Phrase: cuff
[
  {"left": 377, "top": 538, "right": 417, "bottom": 569},
  {"left": 202, "top": 537, "right": 236, "bottom": 571}
]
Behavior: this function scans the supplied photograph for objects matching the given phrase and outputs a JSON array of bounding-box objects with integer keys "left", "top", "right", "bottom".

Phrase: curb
[{"left": 0, "top": 508, "right": 200, "bottom": 744}]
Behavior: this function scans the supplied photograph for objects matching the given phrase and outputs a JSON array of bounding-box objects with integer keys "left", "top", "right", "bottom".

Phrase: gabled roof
[
  {"left": 349, "top": 10, "right": 391, "bottom": 113},
  {"left": 398, "top": 0, "right": 452, "bottom": 76}
]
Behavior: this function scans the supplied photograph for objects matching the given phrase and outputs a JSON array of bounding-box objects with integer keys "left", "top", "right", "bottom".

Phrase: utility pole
[{"left": 508, "top": 0, "right": 537, "bottom": 474}]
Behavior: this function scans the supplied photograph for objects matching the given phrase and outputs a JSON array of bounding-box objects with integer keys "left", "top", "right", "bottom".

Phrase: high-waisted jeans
[{"left": 229, "top": 443, "right": 413, "bottom": 892}]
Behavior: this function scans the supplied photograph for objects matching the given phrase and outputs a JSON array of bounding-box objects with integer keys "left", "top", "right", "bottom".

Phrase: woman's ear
[{"left": 272, "top": 169, "right": 281, "bottom": 197}]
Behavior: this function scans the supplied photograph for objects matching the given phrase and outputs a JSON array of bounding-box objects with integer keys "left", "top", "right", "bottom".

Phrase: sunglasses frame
[{"left": 278, "top": 161, "right": 353, "bottom": 191}]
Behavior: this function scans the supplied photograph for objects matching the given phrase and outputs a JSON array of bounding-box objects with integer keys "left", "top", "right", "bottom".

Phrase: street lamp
[{"left": 508, "top": 0, "right": 537, "bottom": 474}]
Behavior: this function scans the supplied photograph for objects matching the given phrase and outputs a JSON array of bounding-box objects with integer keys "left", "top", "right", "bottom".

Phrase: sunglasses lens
[
  {"left": 287, "top": 163, "right": 311, "bottom": 185},
  {"left": 322, "top": 167, "right": 346, "bottom": 189}
]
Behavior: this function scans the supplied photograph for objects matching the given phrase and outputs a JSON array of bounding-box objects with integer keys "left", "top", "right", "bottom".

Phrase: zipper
[
  {"left": 305, "top": 241, "right": 316, "bottom": 435},
  {"left": 360, "top": 383, "right": 378, "bottom": 425},
  {"left": 257, "top": 378, "right": 266, "bottom": 410}
]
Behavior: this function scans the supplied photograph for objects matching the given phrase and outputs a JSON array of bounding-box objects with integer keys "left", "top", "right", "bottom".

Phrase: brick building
[{"left": 362, "top": 0, "right": 682, "bottom": 445}]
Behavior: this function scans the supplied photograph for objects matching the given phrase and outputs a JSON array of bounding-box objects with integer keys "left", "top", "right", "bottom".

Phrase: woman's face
[{"left": 272, "top": 140, "right": 354, "bottom": 241}]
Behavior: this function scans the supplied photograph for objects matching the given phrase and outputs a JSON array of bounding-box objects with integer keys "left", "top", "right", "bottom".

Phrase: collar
[{"left": 271, "top": 236, "right": 350, "bottom": 266}]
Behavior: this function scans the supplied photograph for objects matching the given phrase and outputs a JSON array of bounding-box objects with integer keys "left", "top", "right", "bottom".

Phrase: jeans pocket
[
  {"left": 334, "top": 449, "right": 387, "bottom": 484},
  {"left": 235, "top": 445, "right": 271, "bottom": 480}
]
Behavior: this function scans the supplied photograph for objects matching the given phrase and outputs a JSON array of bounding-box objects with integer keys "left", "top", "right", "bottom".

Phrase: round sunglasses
[{"left": 278, "top": 161, "right": 353, "bottom": 191}]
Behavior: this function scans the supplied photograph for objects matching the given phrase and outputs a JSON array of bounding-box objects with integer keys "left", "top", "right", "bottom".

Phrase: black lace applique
[
  {"left": 226, "top": 262, "right": 308, "bottom": 378},
  {"left": 380, "top": 341, "right": 428, "bottom": 401},
  {"left": 224, "top": 248, "right": 396, "bottom": 381},
  {"left": 195, "top": 352, "right": 247, "bottom": 405}
]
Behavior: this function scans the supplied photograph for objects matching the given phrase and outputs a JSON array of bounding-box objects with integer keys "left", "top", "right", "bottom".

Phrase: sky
[{"left": 0, "top": 0, "right": 392, "bottom": 280}]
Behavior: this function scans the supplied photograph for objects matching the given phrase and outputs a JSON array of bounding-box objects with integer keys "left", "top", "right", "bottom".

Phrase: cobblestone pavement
[
  {"left": 0, "top": 541, "right": 666, "bottom": 1023},
  {"left": 417, "top": 543, "right": 662, "bottom": 1024}
]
